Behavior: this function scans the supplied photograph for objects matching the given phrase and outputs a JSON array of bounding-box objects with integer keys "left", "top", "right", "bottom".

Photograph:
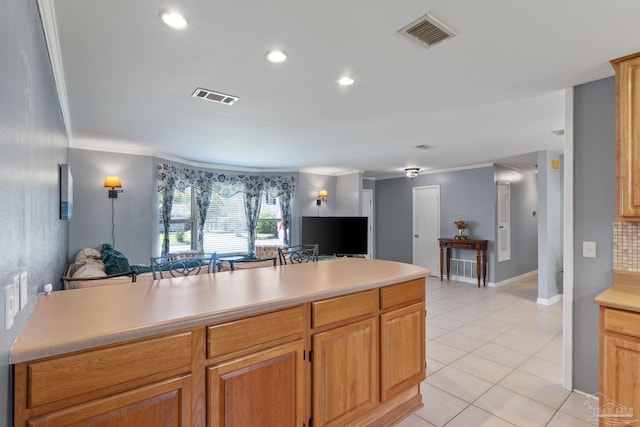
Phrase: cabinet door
[
  {"left": 380, "top": 302, "right": 426, "bottom": 401},
  {"left": 612, "top": 53, "right": 640, "bottom": 219},
  {"left": 207, "top": 340, "right": 305, "bottom": 427},
  {"left": 313, "top": 317, "right": 378, "bottom": 427},
  {"left": 601, "top": 334, "right": 640, "bottom": 426},
  {"left": 26, "top": 375, "right": 191, "bottom": 427}
]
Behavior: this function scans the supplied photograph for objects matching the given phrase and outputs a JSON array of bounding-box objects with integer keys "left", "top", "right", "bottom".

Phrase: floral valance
[{"left": 156, "top": 163, "right": 295, "bottom": 198}]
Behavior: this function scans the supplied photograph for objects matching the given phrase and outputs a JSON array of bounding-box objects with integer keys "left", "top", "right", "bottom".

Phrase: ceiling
[{"left": 42, "top": 0, "right": 640, "bottom": 179}]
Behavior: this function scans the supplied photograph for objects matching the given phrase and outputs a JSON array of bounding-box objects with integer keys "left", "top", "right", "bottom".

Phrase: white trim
[
  {"left": 537, "top": 294, "right": 563, "bottom": 305},
  {"left": 490, "top": 270, "right": 538, "bottom": 287},
  {"left": 37, "top": 0, "right": 73, "bottom": 143},
  {"left": 563, "top": 87, "right": 574, "bottom": 391}
]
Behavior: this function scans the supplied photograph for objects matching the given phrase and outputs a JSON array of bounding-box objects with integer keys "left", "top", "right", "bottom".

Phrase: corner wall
[
  {"left": 0, "top": 0, "right": 69, "bottom": 423},
  {"left": 375, "top": 167, "right": 497, "bottom": 280},
  {"left": 68, "top": 149, "right": 155, "bottom": 264},
  {"left": 573, "top": 76, "right": 616, "bottom": 393}
]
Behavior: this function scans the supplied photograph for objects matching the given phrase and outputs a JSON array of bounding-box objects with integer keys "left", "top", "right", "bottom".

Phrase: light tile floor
[{"left": 396, "top": 274, "right": 600, "bottom": 427}]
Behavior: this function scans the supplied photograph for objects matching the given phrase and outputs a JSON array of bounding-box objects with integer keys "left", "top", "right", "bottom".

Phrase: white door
[
  {"left": 413, "top": 186, "right": 440, "bottom": 275},
  {"left": 361, "top": 189, "right": 374, "bottom": 258}
]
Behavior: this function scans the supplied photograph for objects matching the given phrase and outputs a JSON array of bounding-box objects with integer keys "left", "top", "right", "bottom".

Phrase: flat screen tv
[{"left": 301, "top": 216, "right": 368, "bottom": 256}]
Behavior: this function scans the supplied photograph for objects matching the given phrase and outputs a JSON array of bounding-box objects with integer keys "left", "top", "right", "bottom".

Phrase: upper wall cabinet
[{"left": 611, "top": 52, "right": 640, "bottom": 220}]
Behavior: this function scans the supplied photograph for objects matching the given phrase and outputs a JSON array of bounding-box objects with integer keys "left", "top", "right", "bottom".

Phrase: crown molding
[{"left": 38, "top": 0, "right": 73, "bottom": 144}]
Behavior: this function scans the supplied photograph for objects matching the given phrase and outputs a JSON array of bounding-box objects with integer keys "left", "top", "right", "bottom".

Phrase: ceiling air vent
[
  {"left": 398, "top": 13, "right": 457, "bottom": 49},
  {"left": 192, "top": 88, "right": 238, "bottom": 105}
]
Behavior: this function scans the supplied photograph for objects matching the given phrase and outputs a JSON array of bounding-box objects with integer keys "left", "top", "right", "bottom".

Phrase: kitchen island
[{"left": 12, "top": 257, "right": 428, "bottom": 427}]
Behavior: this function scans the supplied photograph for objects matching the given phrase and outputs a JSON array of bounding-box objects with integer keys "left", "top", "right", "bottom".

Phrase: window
[
  {"left": 497, "top": 182, "right": 511, "bottom": 262},
  {"left": 257, "top": 193, "right": 283, "bottom": 247},
  {"left": 159, "top": 189, "right": 285, "bottom": 256},
  {"left": 159, "top": 187, "right": 195, "bottom": 254},
  {"left": 202, "top": 192, "right": 248, "bottom": 255}
]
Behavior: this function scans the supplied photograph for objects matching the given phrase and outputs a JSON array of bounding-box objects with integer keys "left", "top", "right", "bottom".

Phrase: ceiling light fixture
[
  {"left": 405, "top": 168, "right": 420, "bottom": 179},
  {"left": 338, "top": 76, "right": 354, "bottom": 86},
  {"left": 160, "top": 11, "right": 189, "bottom": 30},
  {"left": 265, "top": 50, "right": 287, "bottom": 63}
]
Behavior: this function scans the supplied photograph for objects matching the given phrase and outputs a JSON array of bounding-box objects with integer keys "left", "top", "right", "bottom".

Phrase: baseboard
[
  {"left": 490, "top": 270, "right": 538, "bottom": 288},
  {"left": 537, "top": 294, "right": 563, "bottom": 305}
]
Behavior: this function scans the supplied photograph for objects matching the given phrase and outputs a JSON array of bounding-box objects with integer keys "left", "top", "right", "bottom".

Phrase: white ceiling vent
[
  {"left": 398, "top": 13, "right": 457, "bottom": 49},
  {"left": 192, "top": 88, "right": 238, "bottom": 105}
]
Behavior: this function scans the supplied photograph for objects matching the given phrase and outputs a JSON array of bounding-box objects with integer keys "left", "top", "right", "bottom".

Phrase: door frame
[{"left": 361, "top": 189, "right": 374, "bottom": 258}]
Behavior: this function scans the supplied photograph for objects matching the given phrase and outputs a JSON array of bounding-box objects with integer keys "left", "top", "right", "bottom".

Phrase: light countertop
[
  {"left": 11, "top": 258, "right": 429, "bottom": 364},
  {"left": 595, "top": 271, "right": 640, "bottom": 313}
]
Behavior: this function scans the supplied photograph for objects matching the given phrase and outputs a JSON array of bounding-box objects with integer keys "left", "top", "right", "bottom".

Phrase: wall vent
[
  {"left": 398, "top": 13, "right": 457, "bottom": 49},
  {"left": 192, "top": 88, "right": 238, "bottom": 105}
]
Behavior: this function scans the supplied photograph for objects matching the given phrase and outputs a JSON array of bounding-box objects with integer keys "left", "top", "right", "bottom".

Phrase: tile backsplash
[{"left": 614, "top": 221, "right": 640, "bottom": 272}]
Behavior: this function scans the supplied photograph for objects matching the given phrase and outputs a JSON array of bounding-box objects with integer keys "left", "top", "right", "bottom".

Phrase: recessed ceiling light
[
  {"left": 265, "top": 50, "right": 287, "bottom": 63},
  {"left": 338, "top": 76, "right": 354, "bottom": 86},
  {"left": 160, "top": 11, "right": 188, "bottom": 30}
]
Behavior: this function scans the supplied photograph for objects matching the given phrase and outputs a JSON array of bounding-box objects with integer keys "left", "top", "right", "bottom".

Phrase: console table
[{"left": 439, "top": 238, "right": 488, "bottom": 287}]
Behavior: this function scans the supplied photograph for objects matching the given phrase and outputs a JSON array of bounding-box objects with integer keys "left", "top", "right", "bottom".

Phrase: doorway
[
  {"left": 361, "top": 189, "right": 374, "bottom": 258},
  {"left": 412, "top": 186, "right": 440, "bottom": 275}
]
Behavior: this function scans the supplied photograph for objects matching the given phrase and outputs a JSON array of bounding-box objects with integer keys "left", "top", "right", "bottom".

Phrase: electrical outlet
[
  {"left": 19, "top": 272, "right": 28, "bottom": 310},
  {"left": 5, "top": 285, "right": 15, "bottom": 330}
]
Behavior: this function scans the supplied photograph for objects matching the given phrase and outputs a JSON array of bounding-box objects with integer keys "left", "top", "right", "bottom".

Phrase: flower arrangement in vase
[{"left": 454, "top": 220, "right": 470, "bottom": 240}]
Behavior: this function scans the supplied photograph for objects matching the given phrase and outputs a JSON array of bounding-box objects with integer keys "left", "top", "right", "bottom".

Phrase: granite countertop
[
  {"left": 595, "top": 271, "right": 640, "bottom": 313},
  {"left": 11, "top": 257, "right": 429, "bottom": 364}
]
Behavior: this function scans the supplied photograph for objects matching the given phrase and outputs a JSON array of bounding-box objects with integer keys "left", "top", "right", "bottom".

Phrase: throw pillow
[
  {"left": 74, "top": 247, "right": 102, "bottom": 263},
  {"left": 101, "top": 244, "right": 131, "bottom": 275}
]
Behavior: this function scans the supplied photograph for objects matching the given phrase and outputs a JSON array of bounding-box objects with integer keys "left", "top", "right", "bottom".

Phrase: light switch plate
[
  {"left": 19, "top": 272, "right": 27, "bottom": 310},
  {"left": 583, "top": 241, "right": 596, "bottom": 258},
  {"left": 12, "top": 275, "right": 19, "bottom": 301},
  {"left": 5, "top": 285, "right": 14, "bottom": 330}
]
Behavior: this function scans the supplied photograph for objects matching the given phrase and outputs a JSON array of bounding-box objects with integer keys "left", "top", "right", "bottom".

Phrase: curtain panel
[{"left": 156, "top": 163, "right": 295, "bottom": 255}]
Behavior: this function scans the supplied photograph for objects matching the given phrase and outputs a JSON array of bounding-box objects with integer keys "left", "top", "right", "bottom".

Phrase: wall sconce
[
  {"left": 317, "top": 190, "right": 328, "bottom": 206},
  {"left": 104, "top": 176, "right": 123, "bottom": 198},
  {"left": 405, "top": 168, "right": 420, "bottom": 179}
]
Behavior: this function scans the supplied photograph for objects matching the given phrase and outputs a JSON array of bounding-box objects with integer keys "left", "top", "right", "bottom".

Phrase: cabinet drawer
[
  {"left": 27, "top": 332, "right": 192, "bottom": 408},
  {"left": 380, "top": 279, "right": 425, "bottom": 310},
  {"left": 312, "top": 289, "right": 378, "bottom": 328},
  {"left": 603, "top": 307, "right": 640, "bottom": 338},
  {"left": 208, "top": 306, "right": 304, "bottom": 361}
]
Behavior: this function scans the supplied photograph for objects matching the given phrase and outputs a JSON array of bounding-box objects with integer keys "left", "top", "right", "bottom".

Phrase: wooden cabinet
[
  {"left": 313, "top": 318, "right": 379, "bottom": 426},
  {"left": 205, "top": 307, "right": 306, "bottom": 427},
  {"left": 14, "top": 275, "right": 427, "bottom": 427},
  {"left": 380, "top": 303, "right": 426, "bottom": 401},
  {"left": 25, "top": 376, "right": 192, "bottom": 427},
  {"left": 611, "top": 52, "right": 640, "bottom": 220},
  {"left": 600, "top": 307, "right": 640, "bottom": 426},
  {"left": 13, "top": 332, "right": 194, "bottom": 426},
  {"left": 208, "top": 341, "right": 305, "bottom": 427},
  {"left": 310, "top": 280, "right": 425, "bottom": 427}
]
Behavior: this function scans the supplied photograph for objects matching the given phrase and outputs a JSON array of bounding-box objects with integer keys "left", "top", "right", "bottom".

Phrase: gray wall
[
  {"left": 573, "top": 76, "right": 616, "bottom": 393},
  {"left": 68, "top": 152, "right": 346, "bottom": 260},
  {"left": 0, "top": 0, "right": 69, "bottom": 424},
  {"left": 375, "top": 167, "right": 498, "bottom": 281},
  {"left": 69, "top": 149, "right": 155, "bottom": 264},
  {"left": 537, "top": 151, "right": 563, "bottom": 300},
  {"left": 336, "top": 172, "right": 363, "bottom": 215},
  {"left": 493, "top": 165, "right": 539, "bottom": 282}
]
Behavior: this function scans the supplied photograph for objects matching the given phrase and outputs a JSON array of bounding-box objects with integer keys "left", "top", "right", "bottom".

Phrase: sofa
[{"left": 62, "top": 245, "right": 155, "bottom": 290}]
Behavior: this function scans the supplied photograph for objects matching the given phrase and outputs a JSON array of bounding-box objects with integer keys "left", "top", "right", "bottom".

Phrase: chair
[
  {"left": 278, "top": 244, "right": 318, "bottom": 265},
  {"left": 151, "top": 252, "right": 217, "bottom": 279},
  {"left": 228, "top": 257, "right": 277, "bottom": 271}
]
